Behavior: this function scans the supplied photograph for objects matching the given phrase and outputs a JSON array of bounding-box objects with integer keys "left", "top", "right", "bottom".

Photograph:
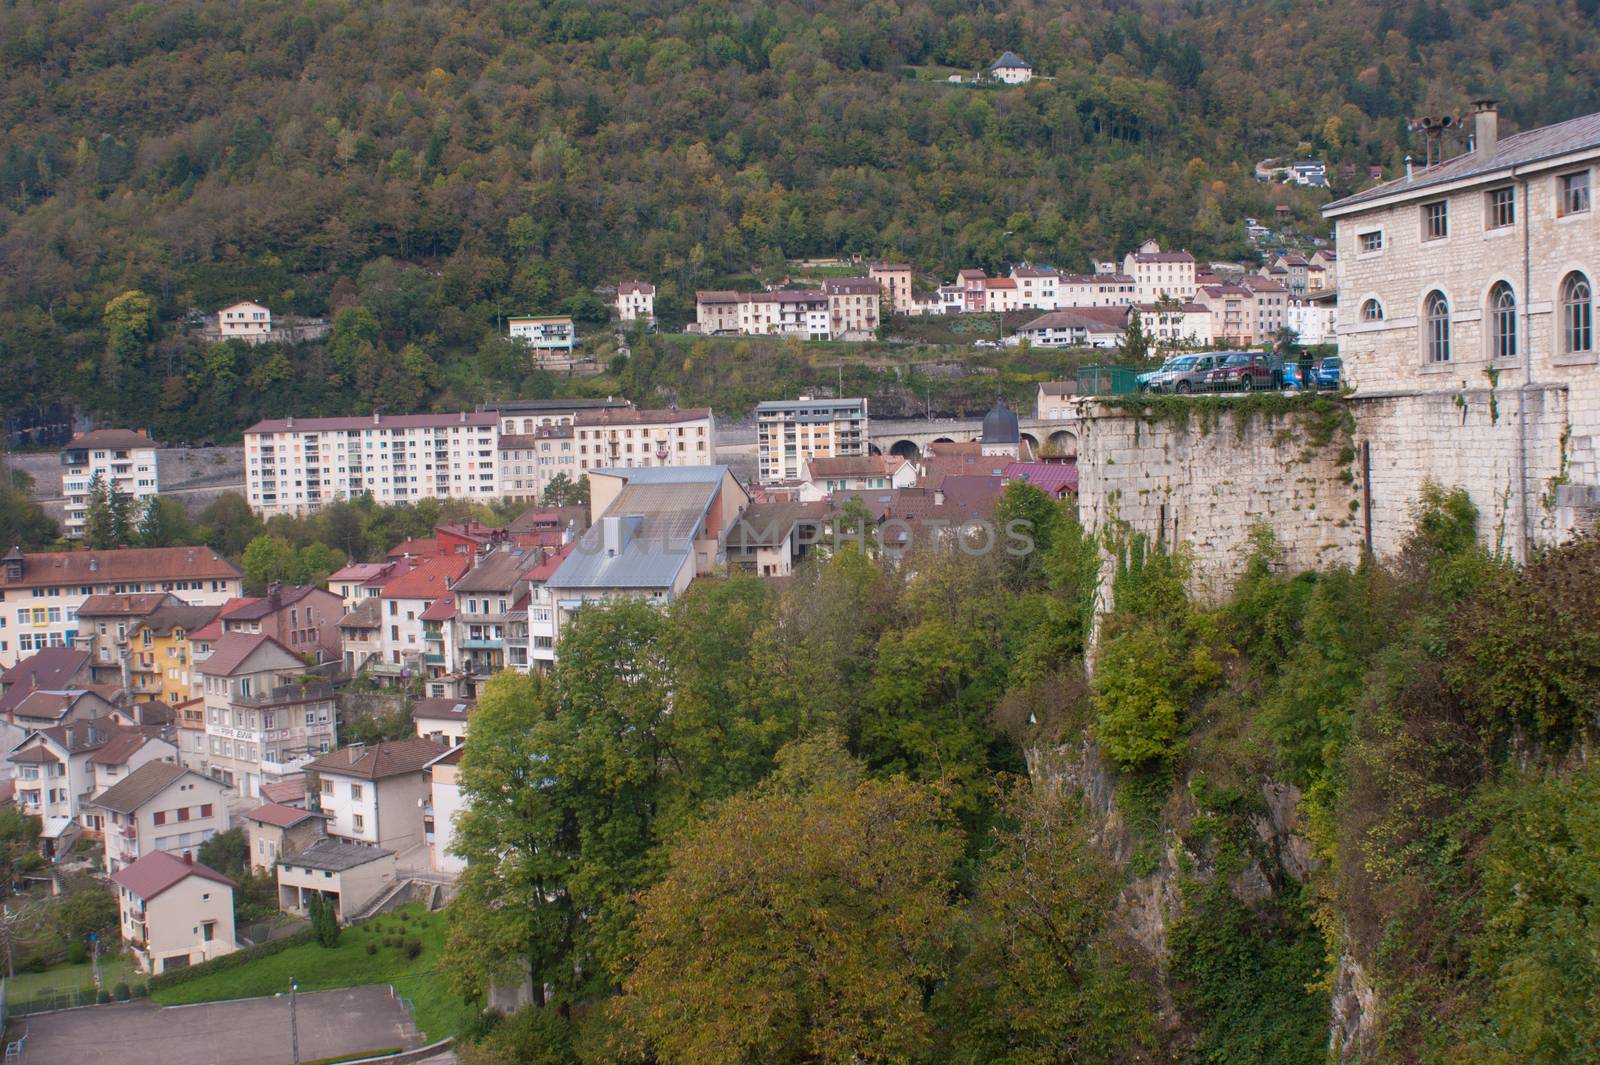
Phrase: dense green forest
[
  {"left": 434, "top": 481, "right": 1600, "bottom": 1064},
  {"left": 4, "top": 0, "right": 1598, "bottom": 439}
]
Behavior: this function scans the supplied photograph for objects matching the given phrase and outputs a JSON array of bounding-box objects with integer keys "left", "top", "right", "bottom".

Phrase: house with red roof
[
  {"left": 243, "top": 801, "right": 328, "bottom": 871},
  {"left": 306, "top": 737, "right": 447, "bottom": 853},
  {"left": 113, "top": 850, "right": 237, "bottom": 974},
  {"left": 374, "top": 555, "right": 471, "bottom": 684},
  {"left": 196, "top": 633, "right": 338, "bottom": 799},
  {"left": 213, "top": 585, "right": 344, "bottom": 662}
]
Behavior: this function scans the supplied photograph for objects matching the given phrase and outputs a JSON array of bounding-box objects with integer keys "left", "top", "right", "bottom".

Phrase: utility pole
[{"left": 289, "top": 977, "right": 301, "bottom": 1065}]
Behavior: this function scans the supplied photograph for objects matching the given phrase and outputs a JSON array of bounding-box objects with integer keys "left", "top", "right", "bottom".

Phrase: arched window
[
  {"left": 1360, "top": 298, "right": 1384, "bottom": 322},
  {"left": 1562, "top": 271, "right": 1593, "bottom": 354},
  {"left": 1425, "top": 291, "right": 1451, "bottom": 363},
  {"left": 1489, "top": 282, "right": 1517, "bottom": 360}
]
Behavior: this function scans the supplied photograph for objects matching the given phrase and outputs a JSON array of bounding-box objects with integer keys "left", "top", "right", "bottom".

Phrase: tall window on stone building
[
  {"left": 1489, "top": 282, "right": 1517, "bottom": 360},
  {"left": 1425, "top": 291, "right": 1451, "bottom": 362},
  {"left": 1562, "top": 272, "right": 1593, "bottom": 354}
]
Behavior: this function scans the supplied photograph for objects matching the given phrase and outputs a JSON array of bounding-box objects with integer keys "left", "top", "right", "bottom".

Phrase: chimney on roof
[
  {"left": 1471, "top": 99, "right": 1499, "bottom": 157},
  {"left": 286, "top": 416, "right": 294, "bottom": 429},
  {"left": 183, "top": 850, "right": 193, "bottom": 864},
  {"left": 373, "top": 412, "right": 381, "bottom": 426}
]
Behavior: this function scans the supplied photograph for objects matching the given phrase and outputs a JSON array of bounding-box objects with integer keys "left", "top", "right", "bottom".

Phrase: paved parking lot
[{"left": 13, "top": 984, "right": 423, "bottom": 1065}]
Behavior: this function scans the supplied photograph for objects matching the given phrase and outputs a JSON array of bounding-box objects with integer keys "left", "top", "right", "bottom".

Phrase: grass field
[
  {"left": 150, "top": 905, "right": 475, "bottom": 1040},
  {"left": 6, "top": 954, "right": 142, "bottom": 1001}
]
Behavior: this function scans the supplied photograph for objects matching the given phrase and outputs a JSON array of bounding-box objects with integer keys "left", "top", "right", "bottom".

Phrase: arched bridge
[{"left": 869, "top": 415, "right": 1081, "bottom": 462}]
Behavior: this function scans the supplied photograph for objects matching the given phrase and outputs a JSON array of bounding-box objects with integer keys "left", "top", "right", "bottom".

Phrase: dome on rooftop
[{"left": 981, "top": 399, "right": 1020, "bottom": 445}]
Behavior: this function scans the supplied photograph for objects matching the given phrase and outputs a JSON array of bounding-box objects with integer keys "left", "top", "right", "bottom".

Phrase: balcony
[
  {"left": 459, "top": 638, "right": 502, "bottom": 650},
  {"left": 422, "top": 653, "right": 445, "bottom": 666},
  {"left": 235, "top": 681, "right": 336, "bottom": 708}
]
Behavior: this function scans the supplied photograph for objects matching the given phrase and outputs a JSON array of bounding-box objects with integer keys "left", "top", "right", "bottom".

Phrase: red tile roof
[
  {"left": 0, "top": 547, "right": 241, "bottom": 590},
  {"left": 381, "top": 555, "right": 470, "bottom": 600},
  {"left": 616, "top": 281, "right": 655, "bottom": 295},
  {"left": 245, "top": 802, "right": 325, "bottom": 828},
  {"left": 64, "top": 429, "right": 156, "bottom": 450},
  {"left": 199, "top": 632, "right": 296, "bottom": 677},
  {"left": 111, "top": 850, "right": 234, "bottom": 902},
  {"left": 305, "top": 737, "right": 447, "bottom": 781},
  {"left": 0, "top": 649, "right": 92, "bottom": 716},
  {"left": 259, "top": 779, "right": 307, "bottom": 806},
  {"left": 1002, "top": 461, "right": 1080, "bottom": 498},
  {"left": 419, "top": 597, "right": 456, "bottom": 622}
]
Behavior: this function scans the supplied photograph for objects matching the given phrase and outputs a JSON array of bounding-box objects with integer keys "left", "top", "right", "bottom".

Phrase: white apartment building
[
  {"left": 1240, "top": 275, "right": 1290, "bottom": 341},
  {"left": 1322, "top": 100, "right": 1600, "bottom": 559},
  {"left": 756, "top": 397, "right": 869, "bottom": 483},
  {"left": 0, "top": 547, "right": 241, "bottom": 670},
  {"left": 776, "top": 291, "right": 832, "bottom": 339},
  {"left": 59, "top": 430, "right": 160, "bottom": 539},
  {"left": 615, "top": 281, "right": 655, "bottom": 322},
  {"left": 507, "top": 315, "right": 576, "bottom": 352},
  {"left": 426, "top": 745, "right": 465, "bottom": 874},
  {"left": 242, "top": 412, "right": 501, "bottom": 517},
  {"left": 1122, "top": 241, "right": 1199, "bottom": 302},
  {"left": 1136, "top": 302, "right": 1216, "bottom": 348},
  {"left": 196, "top": 633, "right": 338, "bottom": 799},
  {"left": 571, "top": 407, "right": 715, "bottom": 475},
  {"left": 737, "top": 292, "right": 781, "bottom": 335},
  {"left": 1010, "top": 268, "right": 1061, "bottom": 310},
  {"left": 824, "top": 278, "right": 882, "bottom": 338},
  {"left": 306, "top": 737, "right": 444, "bottom": 852},
  {"left": 218, "top": 300, "right": 271, "bottom": 342},
  {"left": 1287, "top": 290, "right": 1338, "bottom": 346},
  {"left": 1058, "top": 273, "right": 1139, "bottom": 307}
]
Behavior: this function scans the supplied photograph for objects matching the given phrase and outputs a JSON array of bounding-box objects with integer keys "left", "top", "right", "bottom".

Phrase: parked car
[
  {"left": 1136, "top": 357, "right": 1184, "bottom": 392},
  {"left": 1315, "top": 356, "right": 1342, "bottom": 388},
  {"left": 1148, "top": 352, "right": 1228, "bottom": 393},
  {"left": 1204, "top": 352, "right": 1277, "bottom": 392}
]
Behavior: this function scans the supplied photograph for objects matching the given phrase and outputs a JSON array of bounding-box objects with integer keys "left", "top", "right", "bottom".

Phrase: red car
[{"left": 1203, "top": 352, "right": 1277, "bottom": 391}]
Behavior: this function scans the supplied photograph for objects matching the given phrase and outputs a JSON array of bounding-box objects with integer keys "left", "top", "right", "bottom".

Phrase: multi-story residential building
[
  {"left": 214, "top": 585, "right": 344, "bottom": 663},
  {"left": 337, "top": 599, "right": 382, "bottom": 677},
  {"left": 0, "top": 648, "right": 93, "bottom": 721},
  {"left": 524, "top": 543, "right": 572, "bottom": 673},
  {"left": 571, "top": 407, "right": 715, "bottom": 476},
  {"left": 726, "top": 501, "right": 829, "bottom": 577},
  {"left": 448, "top": 548, "right": 537, "bottom": 695},
  {"left": 1136, "top": 302, "right": 1216, "bottom": 348},
  {"left": 113, "top": 851, "right": 237, "bottom": 974},
  {"left": 59, "top": 430, "right": 159, "bottom": 538},
  {"left": 938, "top": 284, "right": 965, "bottom": 314},
  {"left": 1268, "top": 253, "right": 1312, "bottom": 296},
  {"left": 196, "top": 633, "right": 338, "bottom": 798},
  {"left": 756, "top": 397, "right": 869, "bottom": 483},
  {"left": 5, "top": 688, "right": 119, "bottom": 738},
  {"left": 775, "top": 290, "right": 832, "bottom": 338},
  {"left": 306, "top": 737, "right": 445, "bottom": 853},
  {"left": 1321, "top": 100, "right": 1600, "bottom": 558},
  {"left": 1036, "top": 381, "right": 1075, "bottom": 420},
  {"left": 1010, "top": 268, "right": 1061, "bottom": 310},
  {"left": 90, "top": 761, "right": 228, "bottom": 874},
  {"left": 535, "top": 466, "right": 749, "bottom": 657},
  {"left": 412, "top": 697, "right": 472, "bottom": 747},
  {"left": 1241, "top": 274, "right": 1290, "bottom": 341},
  {"left": 10, "top": 716, "right": 177, "bottom": 856},
  {"left": 242, "top": 411, "right": 501, "bottom": 517},
  {"left": 327, "top": 562, "right": 405, "bottom": 612},
  {"left": 498, "top": 427, "right": 571, "bottom": 502},
  {"left": 507, "top": 315, "right": 576, "bottom": 352},
  {"left": 1058, "top": 273, "right": 1139, "bottom": 307},
  {"left": 0, "top": 546, "right": 242, "bottom": 670},
  {"left": 217, "top": 300, "right": 271, "bottom": 342},
  {"left": 374, "top": 555, "right": 470, "bottom": 684},
  {"left": 482, "top": 397, "right": 632, "bottom": 436},
  {"left": 1194, "top": 283, "right": 1259, "bottom": 346},
  {"left": 869, "top": 263, "right": 915, "bottom": 314},
  {"left": 693, "top": 291, "right": 741, "bottom": 335},
  {"left": 1122, "top": 240, "right": 1199, "bottom": 302},
  {"left": 124, "top": 603, "right": 217, "bottom": 707},
  {"left": 959, "top": 269, "right": 988, "bottom": 312},
  {"left": 1287, "top": 289, "right": 1338, "bottom": 346},
  {"left": 983, "top": 277, "right": 1021, "bottom": 312},
  {"left": 244, "top": 802, "right": 327, "bottom": 871},
  {"left": 797, "top": 456, "right": 917, "bottom": 502},
  {"left": 76, "top": 593, "right": 185, "bottom": 687},
  {"left": 1307, "top": 249, "right": 1336, "bottom": 291},
  {"left": 615, "top": 281, "right": 655, "bottom": 322},
  {"left": 425, "top": 745, "right": 465, "bottom": 874},
  {"left": 736, "top": 291, "right": 780, "bottom": 335}
]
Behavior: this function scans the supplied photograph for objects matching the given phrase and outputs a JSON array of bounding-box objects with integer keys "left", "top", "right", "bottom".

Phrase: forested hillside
[{"left": 4, "top": 0, "right": 1599, "bottom": 438}]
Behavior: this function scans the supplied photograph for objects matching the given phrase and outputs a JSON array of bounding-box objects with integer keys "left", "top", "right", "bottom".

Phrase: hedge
[{"left": 147, "top": 928, "right": 317, "bottom": 992}]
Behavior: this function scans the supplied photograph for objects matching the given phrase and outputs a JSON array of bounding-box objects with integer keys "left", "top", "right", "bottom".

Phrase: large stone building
[
  {"left": 1122, "top": 240, "right": 1198, "bottom": 302},
  {"left": 1323, "top": 100, "right": 1600, "bottom": 558}
]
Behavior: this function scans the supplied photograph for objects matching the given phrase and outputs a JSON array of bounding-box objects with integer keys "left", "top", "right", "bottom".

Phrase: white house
[
  {"left": 59, "top": 430, "right": 160, "bottom": 539},
  {"left": 425, "top": 745, "right": 465, "bottom": 875},
  {"left": 113, "top": 851, "right": 237, "bottom": 974},
  {"left": 988, "top": 52, "right": 1033, "bottom": 84},
  {"left": 89, "top": 761, "right": 228, "bottom": 875},
  {"left": 218, "top": 301, "right": 271, "bottom": 342},
  {"left": 615, "top": 282, "right": 655, "bottom": 322},
  {"left": 508, "top": 315, "right": 576, "bottom": 352},
  {"left": 305, "top": 737, "right": 445, "bottom": 853}
]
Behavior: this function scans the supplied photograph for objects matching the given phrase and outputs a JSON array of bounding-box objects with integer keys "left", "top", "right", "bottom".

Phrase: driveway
[{"left": 12, "top": 985, "right": 423, "bottom": 1065}]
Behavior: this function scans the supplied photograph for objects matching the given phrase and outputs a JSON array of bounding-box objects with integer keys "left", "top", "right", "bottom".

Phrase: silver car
[{"left": 1147, "top": 352, "right": 1228, "bottom": 394}]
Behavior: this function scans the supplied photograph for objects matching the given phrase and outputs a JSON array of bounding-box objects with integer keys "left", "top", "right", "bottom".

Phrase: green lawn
[
  {"left": 6, "top": 954, "right": 142, "bottom": 1002},
  {"left": 150, "top": 905, "right": 475, "bottom": 1040}
]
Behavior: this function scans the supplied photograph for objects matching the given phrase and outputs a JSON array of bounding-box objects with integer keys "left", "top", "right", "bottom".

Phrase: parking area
[{"left": 10, "top": 984, "right": 423, "bottom": 1065}]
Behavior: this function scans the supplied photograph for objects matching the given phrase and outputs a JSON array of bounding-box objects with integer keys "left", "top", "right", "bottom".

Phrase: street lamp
[{"left": 289, "top": 977, "right": 300, "bottom": 1065}]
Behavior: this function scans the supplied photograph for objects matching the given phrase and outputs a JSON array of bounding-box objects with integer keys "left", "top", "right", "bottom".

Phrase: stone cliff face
[{"left": 1030, "top": 739, "right": 1371, "bottom": 1058}]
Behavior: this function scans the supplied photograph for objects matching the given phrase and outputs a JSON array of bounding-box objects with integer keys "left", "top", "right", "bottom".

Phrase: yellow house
[{"left": 126, "top": 605, "right": 218, "bottom": 706}]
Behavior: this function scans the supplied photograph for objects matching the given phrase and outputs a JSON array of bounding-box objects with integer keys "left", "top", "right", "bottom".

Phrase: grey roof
[
  {"left": 283, "top": 838, "right": 393, "bottom": 872},
  {"left": 727, "top": 502, "right": 830, "bottom": 550},
  {"left": 452, "top": 548, "right": 538, "bottom": 593},
  {"left": 339, "top": 597, "right": 381, "bottom": 629},
  {"left": 1326, "top": 109, "right": 1600, "bottom": 212},
  {"left": 990, "top": 51, "right": 1030, "bottom": 70},
  {"left": 547, "top": 467, "right": 733, "bottom": 592},
  {"left": 88, "top": 760, "right": 191, "bottom": 814},
  {"left": 545, "top": 519, "right": 694, "bottom": 592},
  {"left": 755, "top": 398, "right": 868, "bottom": 414},
  {"left": 982, "top": 400, "right": 1021, "bottom": 445},
  {"left": 588, "top": 465, "right": 729, "bottom": 485}
]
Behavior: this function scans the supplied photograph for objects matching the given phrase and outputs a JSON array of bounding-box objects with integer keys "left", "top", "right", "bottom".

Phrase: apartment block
[
  {"left": 196, "top": 633, "right": 338, "bottom": 799},
  {"left": 59, "top": 430, "right": 159, "bottom": 538},
  {"left": 869, "top": 263, "right": 915, "bottom": 314},
  {"left": 242, "top": 412, "right": 501, "bottom": 517},
  {"left": 1122, "top": 240, "right": 1199, "bottom": 302},
  {"left": 507, "top": 315, "right": 576, "bottom": 352},
  {"left": 571, "top": 407, "right": 715, "bottom": 476},
  {"left": 756, "top": 397, "right": 869, "bottom": 483}
]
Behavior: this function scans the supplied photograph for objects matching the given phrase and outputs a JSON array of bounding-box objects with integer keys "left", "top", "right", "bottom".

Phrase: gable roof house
[
  {"left": 988, "top": 51, "right": 1034, "bottom": 84},
  {"left": 89, "top": 760, "right": 229, "bottom": 874},
  {"left": 243, "top": 801, "right": 329, "bottom": 871},
  {"left": 114, "top": 850, "right": 238, "bottom": 974},
  {"left": 306, "top": 737, "right": 447, "bottom": 854}
]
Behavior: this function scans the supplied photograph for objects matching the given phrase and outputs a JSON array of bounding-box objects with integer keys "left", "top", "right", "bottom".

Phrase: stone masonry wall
[{"left": 1075, "top": 398, "right": 1365, "bottom": 603}]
